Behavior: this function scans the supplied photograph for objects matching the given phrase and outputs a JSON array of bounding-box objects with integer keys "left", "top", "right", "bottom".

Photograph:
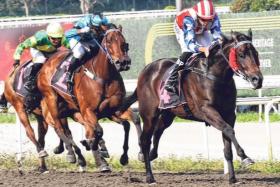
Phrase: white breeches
[
  {"left": 69, "top": 38, "right": 86, "bottom": 59},
  {"left": 30, "top": 48, "right": 47, "bottom": 64}
]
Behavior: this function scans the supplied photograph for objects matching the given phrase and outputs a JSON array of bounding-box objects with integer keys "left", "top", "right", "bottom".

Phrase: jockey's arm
[
  {"left": 210, "top": 14, "right": 223, "bottom": 41},
  {"left": 183, "top": 17, "right": 201, "bottom": 54},
  {"left": 13, "top": 36, "right": 37, "bottom": 60}
]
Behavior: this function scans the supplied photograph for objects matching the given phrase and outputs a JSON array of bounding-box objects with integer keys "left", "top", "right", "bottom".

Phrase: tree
[{"left": 231, "top": 0, "right": 280, "bottom": 13}]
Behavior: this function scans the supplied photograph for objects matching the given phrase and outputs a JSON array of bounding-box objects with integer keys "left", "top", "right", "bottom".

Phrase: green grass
[
  {"left": 1, "top": 154, "right": 280, "bottom": 173},
  {"left": 1, "top": 112, "right": 280, "bottom": 124}
]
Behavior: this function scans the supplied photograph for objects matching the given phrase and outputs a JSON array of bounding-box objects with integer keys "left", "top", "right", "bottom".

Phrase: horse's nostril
[{"left": 252, "top": 76, "right": 259, "bottom": 83}]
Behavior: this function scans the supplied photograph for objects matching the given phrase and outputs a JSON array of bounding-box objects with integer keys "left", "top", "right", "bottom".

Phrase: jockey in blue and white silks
[
  {"left": 165, "top": 0, "right": 223, "bottom": 93},
  {"left": 64, "top": 13, "right": 110, "bottom": 85}
]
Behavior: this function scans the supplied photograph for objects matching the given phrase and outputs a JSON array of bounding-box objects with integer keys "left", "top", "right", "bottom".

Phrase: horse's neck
[
  {"left": 90, "top": 50, "right": 111, "bottom": 79},
  {"left": 198, "top": 45, "right": 233, "bottom": 81}
]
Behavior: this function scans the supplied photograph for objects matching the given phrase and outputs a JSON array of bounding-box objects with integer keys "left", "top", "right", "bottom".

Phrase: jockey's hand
[
  {"left": 199, "top": 47, "right": 210, "bottom": 58},
  {"left": 79, "top": 26, "right": 90, "bottom": 33},
  {"left": 13, "top": 60, "right": 20, "bottom": 67}
]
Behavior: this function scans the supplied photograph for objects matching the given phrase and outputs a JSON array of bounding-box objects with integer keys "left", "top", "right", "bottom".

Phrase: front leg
[{"left": 199, "top": 105, "right": 249, "bottom": 183}]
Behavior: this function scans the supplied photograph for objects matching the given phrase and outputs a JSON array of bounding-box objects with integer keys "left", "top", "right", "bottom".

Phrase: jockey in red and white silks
[{"left": 165, "top": 0, "right": 223, "bottom": 94}]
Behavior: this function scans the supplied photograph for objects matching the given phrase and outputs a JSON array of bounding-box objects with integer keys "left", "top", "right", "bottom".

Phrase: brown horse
[
  {"left": 1, "top": 65, "right": 87, "bottom": 173},
  {"left": 118, "top": 30, "right": 263, "bottom": 184},
  {"left": 37, "top": 27, "right": 142, "bottom": 167}
]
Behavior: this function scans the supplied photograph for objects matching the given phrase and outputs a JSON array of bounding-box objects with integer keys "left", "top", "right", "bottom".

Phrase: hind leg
[
  {"left": 150, "top": 111, "right": 175, "bottom": 161},
  {"left": 140, "top": 107, "right": 160, "bottom": 184}
]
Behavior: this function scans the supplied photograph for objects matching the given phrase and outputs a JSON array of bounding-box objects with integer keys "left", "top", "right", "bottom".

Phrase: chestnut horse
[
  {"left": 1, "top": 66, "right": 86, "bottom": 173},
  {"left": 118, "top": 30, "right": 263, "bottom": 184},
  {"left": 37, "top": 27, "right": 142, "bottom": 167}
]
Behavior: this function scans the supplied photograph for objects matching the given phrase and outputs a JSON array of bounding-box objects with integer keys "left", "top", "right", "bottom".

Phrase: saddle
[
  {"left": 13, "top": 60, "right": 34, "bottom": 97},
  {"left": 158, "top": 54, "right": 200, "bottom": 110},
  {"left": 13, "top": 60, "right": 42, "bottom": 112}
]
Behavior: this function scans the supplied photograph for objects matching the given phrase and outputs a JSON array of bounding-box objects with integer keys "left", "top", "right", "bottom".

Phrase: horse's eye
[{"left": 238, "top": 53, "right": 245, "bottom": 58}]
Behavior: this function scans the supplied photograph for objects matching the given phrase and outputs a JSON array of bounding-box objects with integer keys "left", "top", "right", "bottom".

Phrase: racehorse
[
  {"left": 2, "top": 66, "right": 86, "bottom": 173},
  {"left": 37, "top": 26, "right": 142, "bottom": 167},
  {"left": 118, "top": 29, "right": 263, "bottom": 184}
]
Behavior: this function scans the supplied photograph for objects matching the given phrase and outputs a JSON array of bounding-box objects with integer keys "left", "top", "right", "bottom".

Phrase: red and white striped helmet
[{"left": 194, "top": 0, "right": 215, "bottom": 20}]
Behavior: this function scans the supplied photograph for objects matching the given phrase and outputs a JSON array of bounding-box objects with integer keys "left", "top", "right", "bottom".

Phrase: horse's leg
[
  {"left": 73, "top": 112, "right": 109, "bottom": 171},
  {"left": 53, "top": 138, "right": 64, "bottom": 154},
  {"left": 140, "top": 111, "right": 159, "bottom": 184},
  {"left": 120, "top": 109, "right": 143, "bottom": 161},
  {"left": 201, "top": 106, "right": 251, "bottom": 183},
  {"left": 150, "top": 112, "right": 175, "bottom": 161},
  {"left": 60, "top": 117, "right": 87, "bottom": 170},
  {"left": 221, "top": 112, "right": 253, "bottom": 183},
  {"left": 15, "top": 105, "right": 46, "bottom": 158},
  {"left": 36, "top": 115, "right": 49, "bottom": 173},
  {"left": 43, "top": 95, "right": 75, "bottom": 159}
]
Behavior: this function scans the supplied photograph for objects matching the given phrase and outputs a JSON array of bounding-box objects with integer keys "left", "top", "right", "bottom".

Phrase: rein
[
  {"left": 189, "top": 40, "right": 252, "bottom": 83},
  {"left": 82, "top": 29, "right": 121, "bottom": 80}
]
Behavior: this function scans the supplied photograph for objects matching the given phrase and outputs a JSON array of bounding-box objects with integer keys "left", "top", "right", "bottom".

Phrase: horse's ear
[
  {"left": 231, "top": 30, "right": 238, "bottom": 41},
  {"left": 118, "top": 25, "right": 123, "bottom": 32},
  {"left": 248, "top": 28, "right": 253, "bottom": 41}
]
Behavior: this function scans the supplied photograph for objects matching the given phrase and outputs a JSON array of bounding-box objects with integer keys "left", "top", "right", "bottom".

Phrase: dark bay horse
[
  {"left": 1, "top": 66, "right": 86, "bottom": 173},
  {"left": 37, "top": 27, "right": 142, "bottom": 167},
  {"left": 118, "top": 30, "right": 263, "bottom": 184}
]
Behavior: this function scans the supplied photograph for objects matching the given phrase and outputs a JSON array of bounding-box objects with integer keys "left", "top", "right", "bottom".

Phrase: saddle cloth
[
  {"left": 158, "top": 54, "right": 200, "bottom": 109},
  {"left": 158, "top": 65, "right": 187, "bottom": 109},
  {"left": 50, "top": 55, "right": 73, "bottom": 96},
  {"left": 13, "top": 60, "right": 33, "bottom": 97}
]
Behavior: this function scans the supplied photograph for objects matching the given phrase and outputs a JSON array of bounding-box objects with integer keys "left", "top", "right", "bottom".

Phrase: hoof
[
  {"left": 99, "top": 164, "right": 111, "bottom": 172},
  {"left": 38, "top": 150, "right": 48, "bottom": 158},
  {"left": 66, "top": 154, "right": 76, "bottom": 163},
  {"left": 149, "top": 149, "right": 158, "bottom": 161},
  {"left": 229, "top": 177, "right": 237, "bottom": 184},
  {"left": 79, "top": 166, "right": 86, "bottom": 172},
  {"left": 138, "top": 152, "right": 144, "bottom": 162},
  {"left": 146, "top": 177, "right": 156, "bottom": 184},
  {"left": 38, "top": 167, "right": 48, "bottom": 174},
  {"left": 53, "top": 146, "right": 64, "bottom": 154},
  {"left": 77, "top": 157, "right": 87, "bottom": 167},
  {"left": 120, "top": 154, "right": 129, "bottom": 166},
  {"left": 99, "top": 149, "right": 110, "bottom": 158},
  {"left": 242, "top": 157, "right": 255, "bottom": 168},
  {"left": 80, "top": 140, "right": 91, "bottom": 151}
]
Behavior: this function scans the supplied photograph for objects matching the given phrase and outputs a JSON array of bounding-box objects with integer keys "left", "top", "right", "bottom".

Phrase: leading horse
[
  {"left": 118, "top": 29, "right": 263, "bottom": 184},
  {"left": 37, "top": 26, "right": 142, "bottom": 167}
]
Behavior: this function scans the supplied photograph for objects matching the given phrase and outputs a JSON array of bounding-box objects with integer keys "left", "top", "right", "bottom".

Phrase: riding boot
[
  {"left": 164, "top": 52, "right": 192, "bottom": 93},
  {"left": 24, "top": 63, "right": 43, "bottom": 92},
  {"left": 66, "top": 57, "right": 81, "bottom": 86},
  {"left": 164, "top": 60, "right": 185, "bottom": 93}
]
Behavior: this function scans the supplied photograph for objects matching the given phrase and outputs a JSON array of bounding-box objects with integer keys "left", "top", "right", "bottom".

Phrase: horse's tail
[{"left": 118, "top": 89, "right": 138, "bottom": 114}]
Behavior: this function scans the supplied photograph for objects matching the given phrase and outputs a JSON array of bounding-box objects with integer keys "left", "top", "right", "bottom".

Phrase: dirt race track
[{"left": 0, "top": 170, "right": 279, "bottom": 187}]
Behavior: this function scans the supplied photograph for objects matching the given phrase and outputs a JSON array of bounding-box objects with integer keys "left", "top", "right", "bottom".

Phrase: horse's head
[
  {"left": 102, "top": 25, "right": 131, "bottom": 72},
  {"left": 221, "top": 29, "right": 263, "bottom": 89}
]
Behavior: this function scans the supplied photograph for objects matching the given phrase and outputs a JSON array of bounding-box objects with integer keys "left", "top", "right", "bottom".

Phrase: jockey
[
  {"left": 165, "top": 0, "right": 223, "bottom": 93},
  {"left": 13, "top": 22, "right": 69, "bottom": 92},
  {"left": 65, "top": 12, "right": 111, "bottom": 85}
]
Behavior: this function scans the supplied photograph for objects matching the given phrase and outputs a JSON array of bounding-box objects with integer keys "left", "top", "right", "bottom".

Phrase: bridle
[{"left": 220, "top": 40, "right": 254, "bottom": 81}]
